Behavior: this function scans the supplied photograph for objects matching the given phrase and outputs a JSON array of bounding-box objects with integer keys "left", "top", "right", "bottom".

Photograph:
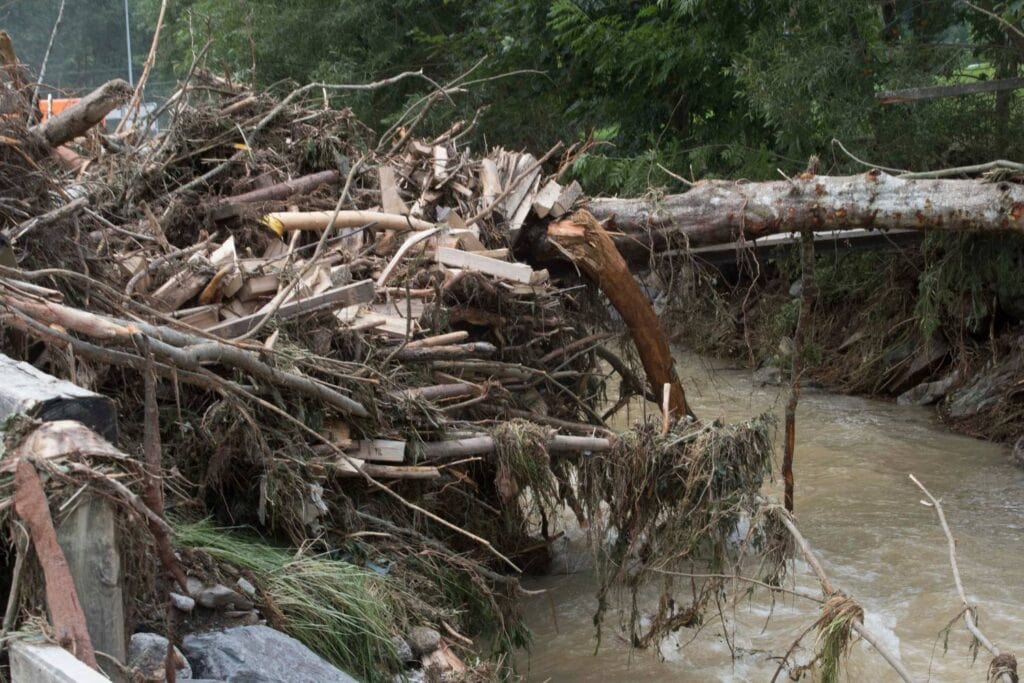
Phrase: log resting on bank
[{"left": 578, "top": 170, "right": 1024, "bottom": 248}]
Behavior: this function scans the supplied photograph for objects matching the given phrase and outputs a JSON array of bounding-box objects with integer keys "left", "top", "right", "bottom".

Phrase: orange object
[{"left": 38, "top": 97, "right": 78, "bottom": 121}]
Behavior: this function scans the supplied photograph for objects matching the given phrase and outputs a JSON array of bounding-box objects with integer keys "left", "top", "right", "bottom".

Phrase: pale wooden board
[
  {"left": 532, "top": 179, "right": 563, "bottom": 218},
  {"left": 208, "top": 280, "right": 375, "bottom": 338},
  {"left": 436, "top": 247, "right": 536, "bottom": 284},
  {"left": 348, "top": 439, "right": 406, "bottom": 463}
]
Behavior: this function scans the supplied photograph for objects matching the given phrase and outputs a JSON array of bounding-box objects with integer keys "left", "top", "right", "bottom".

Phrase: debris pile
[{"left": 0, "top": 63, "right": 777, "bottom": 682}]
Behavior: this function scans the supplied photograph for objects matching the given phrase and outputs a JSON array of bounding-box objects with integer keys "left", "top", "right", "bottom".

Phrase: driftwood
[
  {"left": 547, "top": 210, "right": 692, "bottom": 419},
  {"left": 583, "top": 171, "right": 1024, "bottom": 246},
  {"left": 420, "top": 434, "right": 611, "bottom": 461},
  {"left": 30, "top": 79, "right": 132, "bottom": 147}
]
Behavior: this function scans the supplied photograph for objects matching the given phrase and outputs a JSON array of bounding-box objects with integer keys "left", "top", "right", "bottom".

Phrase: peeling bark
[
  {"left": 14, "top": 459, "right": 98, "bottom": 669},
  {"left": 585, "top": 171, "right": 1024, "bottom": 245}
]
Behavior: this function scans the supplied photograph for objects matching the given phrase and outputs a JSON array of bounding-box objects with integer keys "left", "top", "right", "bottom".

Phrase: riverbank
[{"left": 651, "top": 234, "right": 1024, "bottom": 450}]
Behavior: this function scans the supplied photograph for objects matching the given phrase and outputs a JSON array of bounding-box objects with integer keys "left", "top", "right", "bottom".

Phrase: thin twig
[
  {"left": 116, "top": 0, "right": 168, "bottom": 135},
  {"left": 908, "top": 473, "right": 1015, "bottom": 683},
  {"left": 33, "top": 0, "right": 66, "bottom": 109},
  {"left": 776, "top": 508, "right": 916, "bottom": 683}
]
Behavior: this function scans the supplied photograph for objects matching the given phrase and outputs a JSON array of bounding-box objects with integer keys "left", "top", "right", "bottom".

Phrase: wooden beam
[
  {"left": 436, "top": 247, "right": 541, "bottom": 284},
  {"left": 56, "top": 496, "right": 126, "bottom": 675},
  {"left": 0, "top": 353, "right": 118, "bottom": 443},
  {"left": 206, "top": 279, "right": 375, "bottom": 338},
  {"left": 877, "top": 77, "right": 1024, "bottom": 104}
]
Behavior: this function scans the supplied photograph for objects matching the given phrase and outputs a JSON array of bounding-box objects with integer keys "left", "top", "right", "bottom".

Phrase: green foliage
[
  {"left": 916, "top": 232, "right": 1024, "bottom": 337},
  {"left": 174, "top": 519, "right": 405, "bottom": 682}
]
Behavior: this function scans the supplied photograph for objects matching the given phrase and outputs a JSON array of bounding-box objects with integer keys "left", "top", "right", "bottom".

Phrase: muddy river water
[{"left": 521, "top": 354, "right": 1024, "bottom": 681}]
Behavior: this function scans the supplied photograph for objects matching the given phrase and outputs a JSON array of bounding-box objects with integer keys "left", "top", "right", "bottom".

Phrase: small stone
[
  {"left": 236, "top": 577, "right": 257, "bottom": 597},
  {"left": 406, "top": 626, "right": 442, "bottom": 656},
  {"left": 789, "top": 279, "right": 802, "bottom": 297},
  {"left": 186, "top": 575, "right": 204, "bottom": 597},
  {"left": 128, "top": 632, "right": 192, "bottom": 681},
  {"left": 170, "top": 592, "right": 195, "bottom": 612},
  {"left": 392, "top": 635, "right": 414, "bottom": 663},
  {"left": 196, "top": 583, "right": 254, "bottom": 611},
  {"left": 1013, "top": 436, "right": 1024, "bottom": 469}
]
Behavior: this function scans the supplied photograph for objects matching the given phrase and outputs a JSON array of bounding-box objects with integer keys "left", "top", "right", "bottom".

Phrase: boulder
[
  {"left": 182, "top": 625, "right": 357, "bottom": 683},
  {"left": 896, "top": 371, "right": 959, "bottom": 407},
  {"left": 128, "top": 632, "right": 192, "bottom": 681},
  {"left": 948, "top": 356, "right": 1023, "bottom": 418}
]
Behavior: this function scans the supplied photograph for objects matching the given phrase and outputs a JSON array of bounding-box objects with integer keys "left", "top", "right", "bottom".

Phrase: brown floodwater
[{"left": 520, "top": 354, "right": 1023, "bottom": 682}]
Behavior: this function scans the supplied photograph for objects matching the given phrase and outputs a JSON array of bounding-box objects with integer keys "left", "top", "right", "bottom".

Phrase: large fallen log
[{"left": 583, "top": 170, "right": 1024, "bottom": 245}]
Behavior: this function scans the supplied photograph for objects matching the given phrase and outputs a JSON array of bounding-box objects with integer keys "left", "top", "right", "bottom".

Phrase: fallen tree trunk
[{"left": 583, "top": 170, "right": 1024, "bottom": 245}]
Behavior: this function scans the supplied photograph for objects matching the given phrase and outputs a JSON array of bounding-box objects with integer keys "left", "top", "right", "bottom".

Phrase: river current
[{"left": 521, "top": 354, "right": 1023, "bottom": 682}]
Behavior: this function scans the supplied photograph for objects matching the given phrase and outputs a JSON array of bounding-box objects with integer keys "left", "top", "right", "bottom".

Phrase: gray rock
[
  {"left": 171, "top": 592, "right": 196, "bottom": 612},
  {"left": 393, "top": 635, "right": 414, "bottom": 663},
  {"left": 752, "top": 366, "right": 783, "bottom": 387},
  {"left": 129, "top": 632, "right": 193, "bottom": 681},
  {"left": 896, "top": 371, "right": 959, "bottom": 407},
  {"left": 948, "top": 356, "right": 1023, "bottom": 418},
  {"left": 236, "top": 577, "right": 256, "bottom": 597},
  {"left": 182, "top": 625, "right": 357, "bottom": 683},
  {"left": 195, "top": 584, "right": 254, "bottom": 611},
  {"left": 406, "top": 626, "right": 441, "bottom": 656},
  {"left": 788, "top": 279, "right": 802, "bottom": 297},
  {"left": 1013, "top": 436, "right": 1024, "bottom": 469},
  {"left": 186, "top": 576, "right": 205, "bottom": 596}
]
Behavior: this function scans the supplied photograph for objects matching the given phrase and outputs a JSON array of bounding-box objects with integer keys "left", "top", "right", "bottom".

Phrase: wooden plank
[
  {"left": 532, "top": 179, "right": 563, "bottom": 218},
  {"left": 10, "top": 642, "right": 111, "bottom": 683},
  {"left": 550, "top": 180, "right": 583, "bottom": 217},
  {"left": 207, "top": 279, "right": 375, "bottom": 338},
  {"left": 0, "top": 353, "right": 118, "bottom": 443},
  {"left": 348, "top": 439, "right": 406, "bottom": 463},
  {"left": 877, "top": 77, "right": 1024, "bottom": 104},
  {"left": 378, "top": 166, "right": 409, "bottom": 215},
  {"left": 236, "top": 273, "right": 280, "bottom": 301},
  {"left": 435, "top": 247, "right": 537, "bottom": 284},
  {"left": 57, "top": 496, "right": 126, "bottom": 676}
]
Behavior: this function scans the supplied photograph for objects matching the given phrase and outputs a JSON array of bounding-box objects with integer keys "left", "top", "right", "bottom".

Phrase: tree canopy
[{"left": 5, "top": 1, "right": 1024, "bottom": 191}]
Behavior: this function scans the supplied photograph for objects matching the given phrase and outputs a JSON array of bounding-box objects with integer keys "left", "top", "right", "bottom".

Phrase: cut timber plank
[
  {"left": 207, "top": 280, "right": 375, "bottom": 338},
  {"left": 550, "top": 180, "right": 583, "bottom": 217},
  {"left": 236, "top": 273, "right": 280, "bottom": 302},
  {"left": 532, "top": 179, "right": 563, "bottom": 218},
  {"left": 436, "top": 247, "right": 539, "bottom": 284},
  {"left": 321, "top": 420, "right": 353, "bottom": 449},
  {"left": 378, "top": 166, "right": 409, "bottom": 215},
  {"left": 0, "top": 353, "right": 118, "bottom": 443},
  {"left": 348, "top": 439, "right": 406, "bottom": 463},
  {"left": 57, "top": 496, "right": 125, "bottom": 677},
  {"left": 10, "top": 642, "right": 111, "bottom": 683}
]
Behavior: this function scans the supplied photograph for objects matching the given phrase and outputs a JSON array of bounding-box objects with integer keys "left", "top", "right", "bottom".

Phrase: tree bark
[
  {"left": 547, "top": 210, "right": 692, "bottom": 419},
  {"left": 30, "top": 79, "right": 132, "bottom": 146},
  {"left": 582, "top": 171, "right": 1024, "bottom": 245}
]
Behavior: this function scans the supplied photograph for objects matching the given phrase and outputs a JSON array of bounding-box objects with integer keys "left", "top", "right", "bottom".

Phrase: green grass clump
[{"left": 175, "top": 519, "right": 404, "bottom": 682}]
